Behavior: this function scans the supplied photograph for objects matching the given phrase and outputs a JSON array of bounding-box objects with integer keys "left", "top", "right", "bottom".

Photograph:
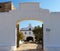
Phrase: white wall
[
  {"left": 0, "top": 2, "right": 60, "bottom": 51},
  {"left": 21, "top": 31, "right": 35, "bottom": 40},
  {"left": 0, "top": 12, "right": 17, "bottom": 51},
  {"left": 45, "top": 12, "right": 60, "bottom": 51}
]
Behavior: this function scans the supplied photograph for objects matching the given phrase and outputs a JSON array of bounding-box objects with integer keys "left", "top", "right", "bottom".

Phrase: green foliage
[
  {"left": 17, "top": 31, "right": 24, "bottom": 47},
  {"left": 19, "top": 31, "right": 24, "bottom": 40},
  {"left": 32, "top": 25, "right": 43, "bottom": 43}
]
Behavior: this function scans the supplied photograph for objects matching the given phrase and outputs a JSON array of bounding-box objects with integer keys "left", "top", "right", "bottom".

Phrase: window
[
  {"left": 25, "top": 32, "right": 27, "bottom": 34},
  {"left": 29, "top": 28, "right": 31, "bottom": 30}
]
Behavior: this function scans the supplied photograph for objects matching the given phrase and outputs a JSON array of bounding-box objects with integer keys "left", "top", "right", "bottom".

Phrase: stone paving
[{"left": 16, "top": 43, "right": 42, "bottom": 51}]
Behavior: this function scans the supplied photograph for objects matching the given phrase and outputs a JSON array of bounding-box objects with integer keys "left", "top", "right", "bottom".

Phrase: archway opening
[
  {"left": 26, "top": 37, "right": 33, "bottom": 42},
  {"left": 16, "top": 19, "right": 44, "bottom": 50}
]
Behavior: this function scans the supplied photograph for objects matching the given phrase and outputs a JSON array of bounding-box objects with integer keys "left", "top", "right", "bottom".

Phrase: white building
[
  {"left": 20, "top": 24, "right": 35, "bottom": 42},
  {"left": 0, "top": 1, "right": 60, "bottom": 51}
]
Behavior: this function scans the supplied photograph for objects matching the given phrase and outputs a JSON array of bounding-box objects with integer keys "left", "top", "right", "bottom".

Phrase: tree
[
  {"left": 19, "top": 31, "right": 24, "bottom": 40},
  {"left": 32, "top": 25, "right": 43, "bottom": 43},
  {"left": 16, "top": 24, "right": 24, "bottom": 47}
]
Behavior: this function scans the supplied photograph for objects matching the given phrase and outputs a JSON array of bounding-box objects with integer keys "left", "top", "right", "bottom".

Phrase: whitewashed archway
[
  {"left": 0, "top": 2, "right": 60, "bottom": 51},
  {"left": 0, "top": 3, "right": 50, "bottom": 51}
]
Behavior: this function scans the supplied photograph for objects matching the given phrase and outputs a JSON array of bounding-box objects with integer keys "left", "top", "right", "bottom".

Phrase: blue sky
[
  {"left": 0, "top": 0, "right": 60, "bottom": 12},
  {"left": 0, "top": 0, "right": 60, "bottom": 28},
  {"left": 20, "top": 20, "right": 43, "bottom": 29}
]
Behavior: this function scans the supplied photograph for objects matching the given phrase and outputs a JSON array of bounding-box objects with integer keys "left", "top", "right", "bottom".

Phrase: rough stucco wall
[
  {"left": 0, "top": 3, "right": 50, "bottom": 51},
  {"left": 0, "top": 2, "right": 60, "bottom": 51},
  {"left": 0, "top": 13, "right": 12, "bottom": 45},
  {"left": 0, "top": 12, "right": 17, "bottom": 51},
  {"left": 47, "top": 12, "right": 60, "bottom": 45},
  {"left": 9, "top": 3, "right": 50, "bottom": 51},
  {"left": 43, "top": 12, "right": 60, "bottom": 51}
]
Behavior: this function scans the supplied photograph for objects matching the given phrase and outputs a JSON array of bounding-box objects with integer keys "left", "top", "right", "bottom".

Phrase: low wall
[
  {"left": 45, "top": 46, "right": 60, "bottom": 51},
  {"left": 0, "top": 46, "right": 16, "bottom": 51}
]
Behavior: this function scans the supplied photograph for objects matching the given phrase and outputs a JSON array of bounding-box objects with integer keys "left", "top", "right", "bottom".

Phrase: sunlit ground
[{"left": 16, "top": 43, "right": 42, "bottom": 51}]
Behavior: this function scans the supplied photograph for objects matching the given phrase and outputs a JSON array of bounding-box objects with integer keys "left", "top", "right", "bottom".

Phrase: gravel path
[{"left": 16, "top": 43, "right": 42, "bottom": 51}]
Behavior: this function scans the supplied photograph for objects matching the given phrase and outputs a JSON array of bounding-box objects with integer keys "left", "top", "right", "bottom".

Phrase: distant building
[
  {"left": 0, "top": 1, "right": 15, "bottom": 12},
  {"left": 20, "top": 24, "right": 35, "bottom": 42}
]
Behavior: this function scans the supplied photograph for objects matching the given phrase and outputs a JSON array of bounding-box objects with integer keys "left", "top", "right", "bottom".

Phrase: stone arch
[
  {"left": 0, "top": 2, "right": 51, "bottom": 51},
  {"left": 26, "top": 36, "right": 33, "bottom": 42},
  {"left": 16, "top": 17, "right": 44, "bottom": 49}
]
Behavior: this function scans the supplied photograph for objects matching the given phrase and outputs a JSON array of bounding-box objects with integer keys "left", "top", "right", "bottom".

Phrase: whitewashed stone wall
[{"left": 0, "top": 2, "right": 60, "bottom": 51}]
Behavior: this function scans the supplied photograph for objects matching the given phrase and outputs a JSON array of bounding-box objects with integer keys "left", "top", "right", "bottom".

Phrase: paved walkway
[{"left": 16, "top": 43, "right": 42, "bottom": 51}]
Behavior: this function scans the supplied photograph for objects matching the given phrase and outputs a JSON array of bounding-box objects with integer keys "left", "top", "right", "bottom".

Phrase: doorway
[
  {"left": 16, "top": 20, "right": 44, "bottom": 50},
  {"left": 26, "top": 37, "right": 33, "bottom": 42}
]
